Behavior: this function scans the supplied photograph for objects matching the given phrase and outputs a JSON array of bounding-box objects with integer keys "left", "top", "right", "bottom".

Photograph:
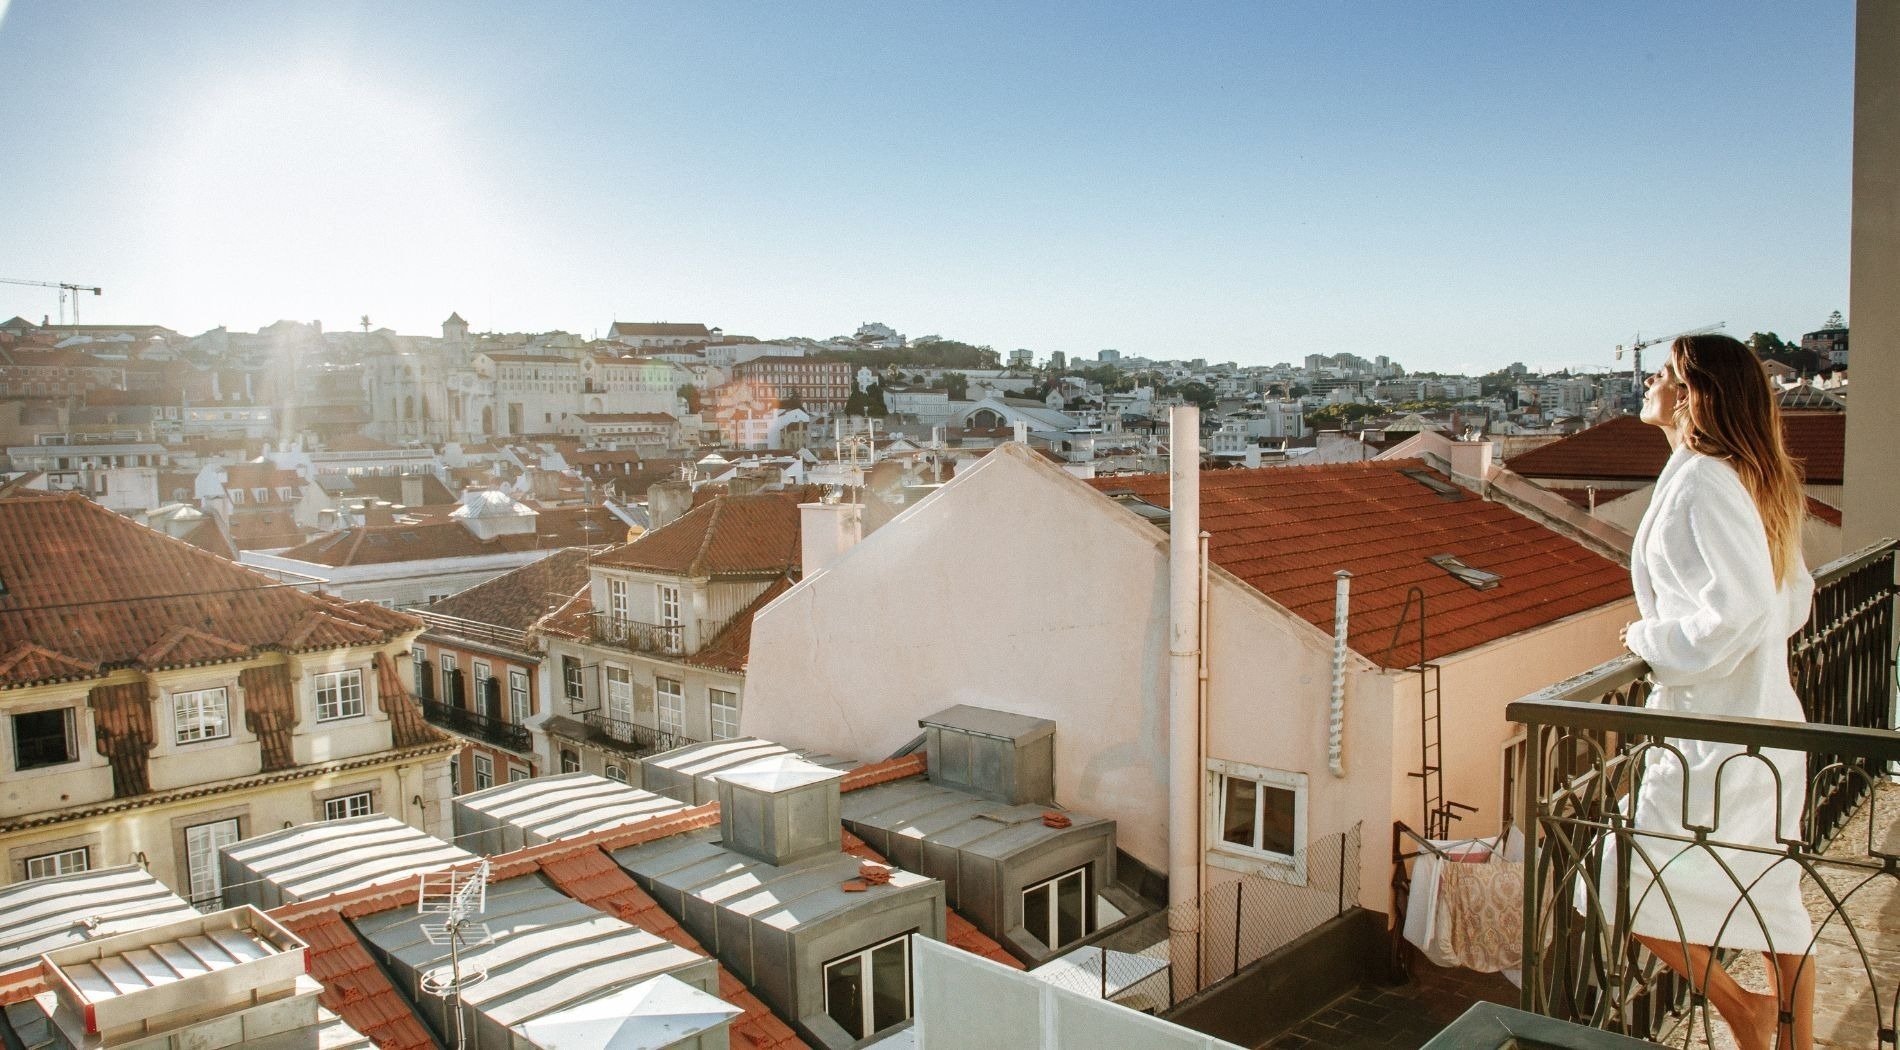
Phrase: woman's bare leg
[
  {"left": 1766, "top": 952, "right": 1815, "bottom": 1050},
  {"left": 1635, "top": 935, "right": 1777, "bottom": 1050}
]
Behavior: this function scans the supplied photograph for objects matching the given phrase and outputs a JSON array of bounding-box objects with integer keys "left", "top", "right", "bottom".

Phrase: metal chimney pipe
[
  {"left": 1167, "top": 405, "right": 1201, "bottom": 910},
  {"left": 1329, "top": 571, "right": 1352, "bottom": 777}
]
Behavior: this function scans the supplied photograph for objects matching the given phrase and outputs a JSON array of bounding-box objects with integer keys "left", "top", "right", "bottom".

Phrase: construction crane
[
  {"left": 0, "top": 277, "right": 103, "bottom": 325},
  {"left": 1615, "top": 322, "right": 1724, "bottom": 395}
]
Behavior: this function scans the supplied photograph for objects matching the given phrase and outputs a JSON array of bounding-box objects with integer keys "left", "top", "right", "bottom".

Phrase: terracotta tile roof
[
  {"left": 686, "top": 576, "right": 793, "bottom": 674},
  {"left": 1505, "top": 413, "right": 1844, "bottom": 484},
  {"left": 240, "top": 664, "right": 300, "bottom": 772},
  {"left": 1085, "top": 461, "right": 1631, "bottom": 668},
  {"left": 374, "top": 651, "right": 449, "bottom": 750},
  {"left": 178, "top": 517, "right": 237, "bottom": 559},
  {"left": 533, "top": 584, "right": 594, "bottom": 640},
  {"left": 538, "top": 849, "right": 806, "bottom": 1050},
  {"left": 0, "top": 493, "right": 416, "bottom": 689},
  {"left": 839, "top": 752, "right": 927, "bottom": 793},
  {"left": 839, "top": 829, "right": 1023, "bottom": 971},
  {"left": 425, "top": 547, "right": 596, "bottom": 632},
  {"left": 591, "top": 494, "right": 801, "bottom": 578},
  {"left": 277, "top": 508, "right": 613, "bottom": 568},
  {"left": 277, "top": 910, "right": 437, "bottom": 1050},
  {"left": 1806, "top": 496, "right": 1843, "bottom": 527},
  {"left": 90, "top": 681, "right": 154, "bottom": 797}
]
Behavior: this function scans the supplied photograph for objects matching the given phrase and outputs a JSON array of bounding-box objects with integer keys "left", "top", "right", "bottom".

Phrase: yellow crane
[
  {"left": 0, "top": 277, "right": 103, "bottom": 326},
  {"left": 1615, "top": 322, "right": 1724, "bottom": 395}
]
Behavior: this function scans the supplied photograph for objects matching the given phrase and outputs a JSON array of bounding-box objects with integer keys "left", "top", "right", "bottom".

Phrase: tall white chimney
[
  {"left": 799, "top": 500, "right": 863, "bottom": 576},
  {"left": 1167, "top": 405, "right": 1201, "bottom": 918}
]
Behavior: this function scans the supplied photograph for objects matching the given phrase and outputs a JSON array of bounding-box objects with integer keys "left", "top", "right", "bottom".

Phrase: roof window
[
  {"left": 1429, "top": 553, "right": 1501, "bottom": 590},
  {"left": 1103, "top": 490, "right": 1173, "bottom": 529},
  {"left": 1400, "top": 469, "right": 1463, "bottom": 499}
]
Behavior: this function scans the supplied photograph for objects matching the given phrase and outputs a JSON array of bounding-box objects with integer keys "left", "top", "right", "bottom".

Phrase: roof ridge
[{"left": 686, "top": 497, "right": 726, "bottom": 578}]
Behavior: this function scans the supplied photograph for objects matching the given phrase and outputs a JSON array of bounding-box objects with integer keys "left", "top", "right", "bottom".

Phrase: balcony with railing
[
  {"left": 413, "top": 610, "right": 532, "bottom": 653},
  {"left": 423, "top": 697, "right": 533, "bottom": 753},
  {"left": 582, "top": 713, "right": 697, "bottom": 757},
  {"left": 589, "top": 611, "right": 685, "bottom": 656},
  {"left": 1506, "top": 540, "right": 1897, "bottom": 1048}
]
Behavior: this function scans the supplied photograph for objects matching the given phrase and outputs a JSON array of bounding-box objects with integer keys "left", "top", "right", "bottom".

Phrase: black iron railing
[
  {"left": 583, "top": 712, "right": 696, "bottom": 756},
  {"left": 589, "top": 612, "right": 685, "bottom": 655},
  {"left": 421, "top": 698, "right": 532, "bottom": 753},
  {"left": 1509, "top": 539, "right": 1897, "bottom": 1047}
]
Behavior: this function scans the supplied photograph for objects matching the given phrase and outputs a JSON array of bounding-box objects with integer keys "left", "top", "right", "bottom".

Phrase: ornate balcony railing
[
  {"left": 589, "top": 612, "right": 685, "bottom": 656},
  {"left": 583, "top": 713, "right": 696, "bottom": 757},
  {"left": 1508, "top": 540, "right": 1897, "bottom": 1047},
  {"left": 421, "top": 697, "right": 533, "bottom": 753}
]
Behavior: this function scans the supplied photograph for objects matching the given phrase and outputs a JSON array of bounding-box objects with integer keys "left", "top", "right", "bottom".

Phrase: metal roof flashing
[
  {"left": 714, "top": 754, "right": 848, "bottom": 794},
  {"left": 511, "top": 973, "right": 741, "bottom": 1050},
  {"left": 918, "top": 705, "right": 1056, "bottom": 746}
]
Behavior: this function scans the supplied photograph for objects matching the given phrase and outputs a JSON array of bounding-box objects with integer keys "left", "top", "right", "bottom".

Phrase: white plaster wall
[{"left": 745, "top": 445, "right": 1177, "bottom": 868}]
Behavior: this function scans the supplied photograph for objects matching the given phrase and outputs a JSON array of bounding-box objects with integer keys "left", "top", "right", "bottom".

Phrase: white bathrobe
[{"left": 1602, "top": 445, "right": 1816, "bottom": 955}]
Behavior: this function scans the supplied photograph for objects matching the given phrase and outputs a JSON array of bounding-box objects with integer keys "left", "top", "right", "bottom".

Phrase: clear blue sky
[{"left": 0, "top": 1, "right": 1855, "bottom": 373}]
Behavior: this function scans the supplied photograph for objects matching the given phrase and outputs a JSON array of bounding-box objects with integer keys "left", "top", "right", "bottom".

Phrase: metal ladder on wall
[{"left": 1387, "top": 587, "right": 1474, "bottom": 841}]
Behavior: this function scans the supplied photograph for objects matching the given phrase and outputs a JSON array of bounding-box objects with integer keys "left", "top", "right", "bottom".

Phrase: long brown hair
[{"left": 1669, "top": 334, "right": 1805, "bottom": 585}]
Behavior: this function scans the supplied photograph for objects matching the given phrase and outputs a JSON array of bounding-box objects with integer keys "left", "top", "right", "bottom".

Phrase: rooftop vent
[
  {"left": 1429, "top": 553, "right": 1502, "bottom": 590},
  {"left": 1400, "top": 469, "right": 1464, "bottom": 499},
  {"left": 919, "top": 705, "right": 1056, "bottom": 806},
  {"left": 714, "top": 755, "right": 845, "bottom": 867}
]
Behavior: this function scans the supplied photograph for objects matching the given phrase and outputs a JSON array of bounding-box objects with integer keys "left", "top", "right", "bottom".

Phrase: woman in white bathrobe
[{"left": 1611, "top": 334, "right": 1816, "bottom": 1050}]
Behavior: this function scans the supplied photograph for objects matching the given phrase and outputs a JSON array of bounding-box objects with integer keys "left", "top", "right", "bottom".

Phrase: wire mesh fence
[{"left": 1162, "top": 822, "right": 1363, "bottom": 1004}]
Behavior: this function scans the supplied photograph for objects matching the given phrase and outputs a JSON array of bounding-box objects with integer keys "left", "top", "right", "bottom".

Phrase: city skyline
[{"left": 0, "top": 2, "right": 1855, "bottom": 373}]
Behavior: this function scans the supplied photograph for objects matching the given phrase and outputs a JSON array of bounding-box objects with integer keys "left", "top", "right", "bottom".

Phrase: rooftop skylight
[{"left": 1428, "top": 553, "right": 1501, "bottom": 590}]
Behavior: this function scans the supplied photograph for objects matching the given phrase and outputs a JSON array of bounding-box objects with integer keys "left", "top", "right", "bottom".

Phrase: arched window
[{"left": 606, "top": 764, "right": 626, "bottom": 783}]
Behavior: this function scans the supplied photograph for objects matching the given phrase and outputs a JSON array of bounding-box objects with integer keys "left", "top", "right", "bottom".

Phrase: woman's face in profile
[{"left": 1639, "top": 359, "right": 1685, "bottom": 431}]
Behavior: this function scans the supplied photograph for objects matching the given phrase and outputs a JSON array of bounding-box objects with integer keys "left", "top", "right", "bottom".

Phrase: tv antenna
[{"left": 417, "top": 860, "right": 494, "bottom": 1050}]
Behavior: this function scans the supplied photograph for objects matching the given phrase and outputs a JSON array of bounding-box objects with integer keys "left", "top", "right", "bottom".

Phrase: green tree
[
  {"left": 676, "top": 384, "right": 702, "bottom": 414},
  {"left": 777, "top": 392, "right": 804, "bottom": 411},
  {"left": 944, "top": 373, "right": 969, "bottom": 400},
  {"left": 1304, "top": 402, "right": 1381, "bottom": 429}
]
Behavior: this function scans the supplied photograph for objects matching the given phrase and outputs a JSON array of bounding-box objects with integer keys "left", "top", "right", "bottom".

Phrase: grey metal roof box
[
  {"left": 840, "top": 778, "right": 1136, "bottom": 966},
  {"left": 354, "top": 872, "right": 718, "bottom": 1050},
  {"left": 714, "top": 755, "right": 846, "bottom": 868},
  {"left": 511, "top": 972, "right": 741, "bottom": 1050},
  {"left": 453, "top": 773, "right": 692, "bottom": 856},
  {"left": 611, "top": 828, "right": 945, "bottom": 1049},
  {"left": 0, "top": 865, "right": 198, "bottom": 973},
  {"left": 38, "top": 906, "right": 307, "bottom": 1046},
  {"left": 219, "top": 815, "right": 477, "bottom": 911},
  {"left": 641, "top": 737, "right": 856, "bottom": 806},
  {"left": 918, "top": 706, "right": 1056, "bottom": 806}
]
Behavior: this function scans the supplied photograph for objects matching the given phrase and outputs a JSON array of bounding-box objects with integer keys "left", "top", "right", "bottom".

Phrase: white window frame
[
  {"left": 605, "top": 763, "right": 626, "bottom": 783},
  {"left": 184, "top": 818, "right": 240, "bottom": 909},
  {"left": 1021, "top": 866, "right": 1090, "bottom": 952},
  {"left": 440, "top": 653, "right": 459, "bottom": 706},
  {"left": 315, "top": 669, "right": 366, "bottom": 722},
  {"left": 412, "top": 646, "right": 428, "bottom": 694},
  {"left": 709, "top": 688, "right": 739, "bottom": 741},
  {"left": 563, "top": 656, "right": 585, "bottom": 703},
  {"left": 324, "top": 792, "right": 373, "bottom": 820},
  {"left": 605, "top": 666, "right": 634, "bottom": 725},
  {"left": 24, "top": 847, "right": 89, "bottom": 881},
  {"left": 560, "top": 748, "right": 580, "bottom": 774},
  {"left": 1206, "top": 758, "right": 1308, "bottom": 883},
  {"left": 229, "top": 488, "right": 245, "bottom": 504},
  {"left": 473, "top": 753, "right": 493, "bottom": 790},
  {"left": 822, "top": 933, "right": 913, "bottom": 1041},
  {"left": 656, "top": 677, "right": 684, "bottom": 737},
  {"left": 508, "top": 669, "right": 531, "bottom": 724},
  {"left": 608, "top": 577, "right": 631, "bottom": 621},
  {"left": 508, "top": 765, "right": 531, "bottom": 783},
  {"left": 12, "top": 706, "right": 79, "bottom": 771},
  {"left": 656, "top": 583, "right": 681, "bottom": 627},
  {"left": 172, "top": 687, "right": 231, "bottom": 745}
]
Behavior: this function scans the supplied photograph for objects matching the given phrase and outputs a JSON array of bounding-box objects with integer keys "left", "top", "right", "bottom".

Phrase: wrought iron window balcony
[
  {"left": 1505, "top": 540, "right": 1897, "bottom": 1047},
  {"left": 582, "top": 713, "right": 696, "bottom": 757},
  {"left": 421, "top": 698, "right": 533, "bottom": 753},
  {"left": 589, "top": 612, "right": 686, "bottom": 656}
]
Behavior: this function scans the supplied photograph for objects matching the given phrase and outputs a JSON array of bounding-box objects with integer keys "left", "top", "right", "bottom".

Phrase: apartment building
[{"left": 0, "top": 492, "right": 456, "bottom": 906}]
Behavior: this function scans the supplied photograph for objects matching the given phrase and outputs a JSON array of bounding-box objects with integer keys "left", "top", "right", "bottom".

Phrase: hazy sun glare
[{"left": 134, "top": 58, "right": 511, "bottom": 329}]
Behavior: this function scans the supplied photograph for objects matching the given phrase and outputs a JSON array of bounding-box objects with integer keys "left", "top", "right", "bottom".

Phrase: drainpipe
[
  {"left": 1168, "top": 406, "right": 1200, "bottom": 911},
  {"left": 1197, "top": 528, "right": 1211, "bottom": 911},
  {"left": 1329, "top": 571, "right": 1352, "bottom": 777}
]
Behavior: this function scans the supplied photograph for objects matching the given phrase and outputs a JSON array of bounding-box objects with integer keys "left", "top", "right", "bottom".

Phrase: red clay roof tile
[
  {"left": 591, "top": 494, "right": 801, "bottom": 578},
  {"left": 0, "top": 493, "right": 414, "bottom": 689},
  {"left": 1506, "top": 413, "right": 1844, "bottom": 484},
  {"left": 276, "top": 911, "right": 437, "bottom": 1050},
  {"left": 686, "top": 576, "right": 793, "bottom": 674},
  {"left": 1086, "top": 460, "right": 1632, "bottom": 668}
]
